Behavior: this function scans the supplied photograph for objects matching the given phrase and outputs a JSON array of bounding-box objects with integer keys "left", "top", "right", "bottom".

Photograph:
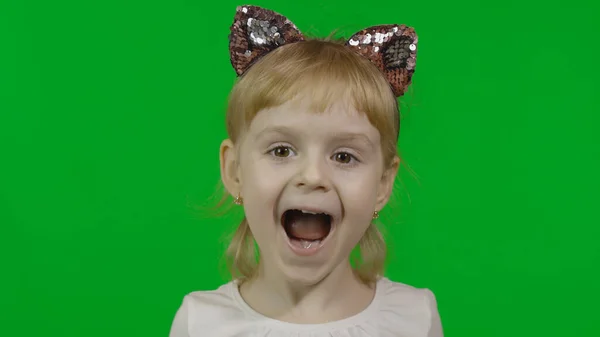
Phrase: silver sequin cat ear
[
  {"left": 228, "top": 5, "right": 418, "bottom": 97},
  {"left": 228, "top": 5, "right": 304, "bottom": 76},
  {"left": 345, "top": 25, "right": 418, "bottom": 97}
]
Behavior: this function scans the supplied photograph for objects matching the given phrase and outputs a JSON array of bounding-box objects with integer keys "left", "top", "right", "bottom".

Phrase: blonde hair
[{"left": 224, "top": 37, "right": 401, "bottom": 285}]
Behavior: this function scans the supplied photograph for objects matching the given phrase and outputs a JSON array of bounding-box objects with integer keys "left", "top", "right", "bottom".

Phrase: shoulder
[
  {"left": 179, "top": 281, "right": 245, "bottom": 319},
  {"left": 169, "top": 281, "right": 252, "bottom": 337},
  {"left": 185, "top": 282, "right": 239, "bottom": 312},
  {"left": 379, "top": 277, "right": 438, "bottom": 306},
  {"left": 376, "top": 278, "right": 444, "bottom": 337}
]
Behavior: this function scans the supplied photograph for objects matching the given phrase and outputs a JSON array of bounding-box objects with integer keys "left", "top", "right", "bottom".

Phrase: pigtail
[
  {"left": 354, "top": 223, "right": 387, "bottom": 285},
  {"left": 226, "top": 217, "right": 258, "bottom": 281}
]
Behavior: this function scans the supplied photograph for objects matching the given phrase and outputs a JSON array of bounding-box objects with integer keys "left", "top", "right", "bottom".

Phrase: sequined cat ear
[
  {"left": 345, "top": 24, "right": 418, "bottom": 97},
  {"left": 229, "top": 5, "right": 305, "bottom": 76}
]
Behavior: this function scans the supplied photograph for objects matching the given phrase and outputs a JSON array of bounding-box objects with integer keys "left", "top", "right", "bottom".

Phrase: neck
[{"left": 239, "top": 261, "right": 376, "bottom": 324}]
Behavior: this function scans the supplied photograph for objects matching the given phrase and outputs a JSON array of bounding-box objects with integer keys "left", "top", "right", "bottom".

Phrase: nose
[{"left": 293, "top": 154, "right": 331, "bottom": 193}]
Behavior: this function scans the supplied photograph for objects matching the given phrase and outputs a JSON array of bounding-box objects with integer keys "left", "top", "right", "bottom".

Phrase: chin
[{"left": 275, "top": 243, "right": 350, "bottom": 287}]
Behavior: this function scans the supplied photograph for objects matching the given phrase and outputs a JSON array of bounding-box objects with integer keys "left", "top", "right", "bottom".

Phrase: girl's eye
[
  {"left": 333, "top": 152, "right": 355, "bottom": 164},
  {"left": 270, "top": 146, "right": 293, "bottom": 158}
]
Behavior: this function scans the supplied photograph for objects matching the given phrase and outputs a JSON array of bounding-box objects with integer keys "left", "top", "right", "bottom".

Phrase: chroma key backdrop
[{"left": 1, "top": 0, "right": 599, "bottom": 336}]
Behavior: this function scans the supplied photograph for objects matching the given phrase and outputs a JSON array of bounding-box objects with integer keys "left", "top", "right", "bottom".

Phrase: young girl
[{"left": 170, "top": 5, "right": 443, "bottom": 336}]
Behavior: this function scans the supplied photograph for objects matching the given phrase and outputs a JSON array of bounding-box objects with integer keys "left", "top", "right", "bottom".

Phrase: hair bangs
[{"left": 226, "top": 39, "right": 399, "bottom": 162}]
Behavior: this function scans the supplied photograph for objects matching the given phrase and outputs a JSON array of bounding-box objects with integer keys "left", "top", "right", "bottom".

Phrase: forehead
[{"left": 247, "top": 98, "right": 381, "bottom": 139}]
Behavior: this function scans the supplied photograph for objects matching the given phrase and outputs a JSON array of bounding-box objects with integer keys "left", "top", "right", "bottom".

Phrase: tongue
[{"left": 287, "top": 215, "right": 329, "bottom": 241}]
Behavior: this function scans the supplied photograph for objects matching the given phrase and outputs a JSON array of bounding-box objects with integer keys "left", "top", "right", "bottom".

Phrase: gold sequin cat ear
[{"left": 228, "top": 5, "right": 418, "bottom": 97}]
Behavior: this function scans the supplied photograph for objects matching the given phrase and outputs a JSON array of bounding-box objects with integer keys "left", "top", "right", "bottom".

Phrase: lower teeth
[{"left": 300, "top": 240, "right": 321, "bottom": 249}]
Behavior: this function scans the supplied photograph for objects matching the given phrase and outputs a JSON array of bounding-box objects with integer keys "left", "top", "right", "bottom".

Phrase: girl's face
[{"left": 220, "top": 97, "right": 398, "bottom": 285}]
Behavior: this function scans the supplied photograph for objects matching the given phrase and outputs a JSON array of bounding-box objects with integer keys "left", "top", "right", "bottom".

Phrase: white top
[{"left": 169, "top": 277, "right": 444, "bottom": 337}]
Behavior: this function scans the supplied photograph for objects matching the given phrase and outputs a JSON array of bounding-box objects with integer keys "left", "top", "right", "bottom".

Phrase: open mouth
[{"left": 281, "top": 209, "right": 333, "bottom": 249}]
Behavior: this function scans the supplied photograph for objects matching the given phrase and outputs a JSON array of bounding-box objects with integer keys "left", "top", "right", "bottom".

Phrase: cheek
[
  {"left": 238, "top": 159, "right": 285, "bottom": 229},
  {"left": 240, "top": 158, "right": 281, "bottom": 195},
  {"left": 336, "top": 171, "right": 380, "bottom": 210}
]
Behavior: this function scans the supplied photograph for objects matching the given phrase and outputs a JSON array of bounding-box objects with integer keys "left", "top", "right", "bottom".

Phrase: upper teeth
[{"left": 301, "top": 210, "right": 318, "bottom": 215}]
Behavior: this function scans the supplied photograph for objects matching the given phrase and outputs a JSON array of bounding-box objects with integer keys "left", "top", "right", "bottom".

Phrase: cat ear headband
[{"left": 228, "top": 5, "right": 418, "bottom": 97}]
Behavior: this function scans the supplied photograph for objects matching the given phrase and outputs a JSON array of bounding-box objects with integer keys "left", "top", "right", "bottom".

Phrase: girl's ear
[
  {"left": 220, "top": 139, "right": 241, "bottom": 197},
  {"left": 375, "top": 156, "right": 400, "bottom": 211}
]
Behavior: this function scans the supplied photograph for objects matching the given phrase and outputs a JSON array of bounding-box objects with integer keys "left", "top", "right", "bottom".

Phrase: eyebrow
[
  {"left": 329, "top": 132, "right": 376, "bottom": 149},
  {"left": 255, "top": 127, "right": 376, "bottom": 149},
  {"left": 255, "top": 126, "right": 297, "bottom": 140}
]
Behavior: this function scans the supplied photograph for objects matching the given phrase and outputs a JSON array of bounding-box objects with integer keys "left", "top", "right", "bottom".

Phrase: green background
[{"left": 2, "top": 0, "right": 599, "bottom": 336}]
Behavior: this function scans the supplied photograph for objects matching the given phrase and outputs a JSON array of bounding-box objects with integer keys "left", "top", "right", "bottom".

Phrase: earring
[
  {"left": 372, "top": 210, "right": 379, "bottom": 220},
  {"left": 233, "top": 195, "right": 243, "bottom": 205}
]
